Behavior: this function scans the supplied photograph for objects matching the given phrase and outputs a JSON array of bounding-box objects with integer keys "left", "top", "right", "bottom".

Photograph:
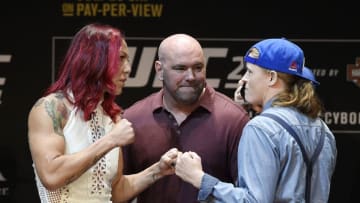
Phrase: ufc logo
[{"left": 0, "top": 54, "right": 11, "bottom": 104}]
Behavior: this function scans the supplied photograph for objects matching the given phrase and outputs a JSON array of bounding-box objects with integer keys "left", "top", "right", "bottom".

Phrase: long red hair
[{"left": 45, "top": 23, "right": 123, "bottom": 122}]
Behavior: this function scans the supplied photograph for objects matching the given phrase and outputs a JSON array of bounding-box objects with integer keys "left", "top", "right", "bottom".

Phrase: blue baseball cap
[
  {"left": 303, "top": 66, "right": 320, "bottom": 86},
  {"left": 244, "top": 38, "right": 319, "bottom": 85}
]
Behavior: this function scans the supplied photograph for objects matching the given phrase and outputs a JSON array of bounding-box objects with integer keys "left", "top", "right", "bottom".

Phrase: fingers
[
  {"left": 165, "top": 148, "right": 179, "bottom": 161},
  {"left": 119, "top": 118, "right": 131, "bottom": 125},
  {"left": 174, "top": 151, "right": 203, "bottom": 187},
  {"left": 167, "top": 148, "right": 179, "bottom": 158},
  {"left": 178, "top": 151, "right": 200, "bottom": 162},
  {"left": 187, "top": 151, "right": 200, "bottom": 160},
  {"left": 234, "top": 85, "right": 244, "bottom": 103},
  {"left": 234, "top": 79, "right": 248, "bottom": 104},
  {"left": 161, "top": 148, "right": 179, "bottom": 167},
  {"left": 161, "top": 149, "right": 201, "bottom": 168}
]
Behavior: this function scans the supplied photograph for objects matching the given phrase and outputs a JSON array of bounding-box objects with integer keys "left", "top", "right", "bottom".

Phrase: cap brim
[{"left": 302, "top": 67, "right": 320, "bottom": 86}]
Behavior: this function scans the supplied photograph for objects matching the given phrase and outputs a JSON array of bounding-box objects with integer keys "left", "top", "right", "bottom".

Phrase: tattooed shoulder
[
  {"left": 54, "top": 92, "right": 65, "bottom": 100},
  {"left": 44, "top": 94, "right": 69, "bottom": 136},
  {"left": 34, "top": 98, "right": 45, "bottom": 108}
]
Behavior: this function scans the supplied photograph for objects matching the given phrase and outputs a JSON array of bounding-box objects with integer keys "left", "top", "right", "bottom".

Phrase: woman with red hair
[{"left": 28, "top": 23, "right": 177, "bottom": 203}]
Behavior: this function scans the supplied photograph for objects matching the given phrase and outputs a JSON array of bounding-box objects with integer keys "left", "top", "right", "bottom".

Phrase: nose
[
  {"left": 184, "top": 68, "right": 195, "bottom": 80},
  {"left": 123, "top": 61, "right": 131, "bottom": 74},
  {"left": 237, "top": 78, "right": 245, "bottom": 87},
  {"left": 234, "top": 80, "right": 246, "bottom": 103},
  {"left": 241, "top": 71, "right": 249, "bottom": 82}
]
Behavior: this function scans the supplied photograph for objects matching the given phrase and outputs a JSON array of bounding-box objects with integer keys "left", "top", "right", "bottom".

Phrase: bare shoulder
[
  {"left": 32, "top": 92, "right": 67, "bottom": 109},
  {"left": 29, "top": 92, "right": 70, "bottom": 136}
]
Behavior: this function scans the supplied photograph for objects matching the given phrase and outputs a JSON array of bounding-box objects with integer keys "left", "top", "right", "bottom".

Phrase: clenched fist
[{"left": 108, "top": 118, "right": 135, "bottom": 146}]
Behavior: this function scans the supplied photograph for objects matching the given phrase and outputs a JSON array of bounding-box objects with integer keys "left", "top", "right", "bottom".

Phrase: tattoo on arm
[
  {"left": 44, "top": 95, "right": 69, "bottom": 137},
  {"left": 54, "top": 92, "right": 65, "bottom": 100}
]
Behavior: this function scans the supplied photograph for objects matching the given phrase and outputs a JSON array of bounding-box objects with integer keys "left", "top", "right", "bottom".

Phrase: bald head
[
  {"left": 158, "top": 34, "right": 204, "bottom": 63},
  {"left": 154, "top": 33, "right": 206, "bottom": 106}
]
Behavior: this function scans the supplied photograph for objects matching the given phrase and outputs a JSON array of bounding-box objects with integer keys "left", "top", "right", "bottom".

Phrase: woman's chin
[{"left": 115, "top": 88, "right": 123, "bottom": 95}]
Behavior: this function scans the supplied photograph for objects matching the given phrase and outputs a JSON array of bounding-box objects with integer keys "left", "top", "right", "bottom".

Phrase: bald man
[{"left": 122, "top": 34, "right": 249, "bottom": 203}]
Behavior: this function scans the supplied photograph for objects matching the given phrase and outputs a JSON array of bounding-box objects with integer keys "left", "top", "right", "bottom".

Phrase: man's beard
[
  {"left": 164, "top": 80, "right": 205, "bottom": 105},
  {"left": 174, "top": 82, "right": 205, "bottom": 105}
]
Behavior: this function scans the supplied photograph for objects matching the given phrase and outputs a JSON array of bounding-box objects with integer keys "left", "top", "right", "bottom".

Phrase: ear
[
  {"left": 268, "top": 71, "right": 277, "bottom": 86},
  {"left": 155, "top": 60, "right": 164, "bottom": 81}
]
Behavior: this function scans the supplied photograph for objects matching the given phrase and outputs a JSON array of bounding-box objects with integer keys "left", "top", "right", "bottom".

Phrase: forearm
[{"left": 111, "top": 162, "right": 162, "bottom": 202}]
